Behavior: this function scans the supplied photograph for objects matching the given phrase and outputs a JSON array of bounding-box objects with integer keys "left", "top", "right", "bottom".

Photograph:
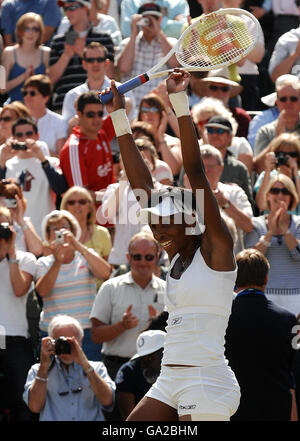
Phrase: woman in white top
[{"left": 100, "top": 69, "right": 240, "bottom": 421}]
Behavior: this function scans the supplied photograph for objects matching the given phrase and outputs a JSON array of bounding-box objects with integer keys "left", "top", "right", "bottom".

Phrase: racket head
[{"left": 175, "top": 8, "right": 260, "bottom": 71}]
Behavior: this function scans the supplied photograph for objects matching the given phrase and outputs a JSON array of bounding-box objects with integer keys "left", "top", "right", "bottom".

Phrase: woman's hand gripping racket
[{"left": 99, "top": 8, "right": 259, "bottom": 104}]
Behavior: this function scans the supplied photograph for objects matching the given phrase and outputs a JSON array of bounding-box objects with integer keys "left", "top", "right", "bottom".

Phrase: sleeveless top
[
  {"left": 162, "top": 249, "right": 237, "bottom": 367},
  {"left": 8, "top": 47, "right": 46, "bottom": 102}
]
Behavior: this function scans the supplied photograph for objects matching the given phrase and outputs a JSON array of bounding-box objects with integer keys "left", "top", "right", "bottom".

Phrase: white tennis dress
[{"left": 146, "top": 248, "right": 240, "bottom": 418}]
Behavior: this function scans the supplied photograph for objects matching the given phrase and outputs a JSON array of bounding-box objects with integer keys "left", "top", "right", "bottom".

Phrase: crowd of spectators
[{"left": 1, "top": 0, "right": 300, "bottom": 422}]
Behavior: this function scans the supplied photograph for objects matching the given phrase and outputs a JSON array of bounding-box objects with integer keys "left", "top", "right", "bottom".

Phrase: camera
[
  {"left": 137, "top": 17, "right": 150, "bottom": 26},
  {"left": 65, "top": 30, "right": 78, "bottom": 45},
  {"left": 3, "top": 198, "right": 17, "bottom": 208},
  {"left": 55, "top": 230, "right": 64, "bottom": 244},
  {"left": 12, "top": 142, "right": 27, "bottom": 151},
  {"left": 0, "top": 222, "right": 12, "bottom": 239},
  {"left": 275, "top": 151, "right": 288, "bottom": 166},
  {"left": 55, "top": 337, "right": 71, "bottom": 355}
]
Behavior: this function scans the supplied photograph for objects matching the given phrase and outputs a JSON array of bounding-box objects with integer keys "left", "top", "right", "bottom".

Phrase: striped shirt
[
  {"left": 117, "top": 32, "right": 177, "bottom": 107},
  {"left": 49, "top": 27, "right": 114, "bottom": 111},
  {"left": 36, "top": 251, "right": 98, "bottom": 331}
]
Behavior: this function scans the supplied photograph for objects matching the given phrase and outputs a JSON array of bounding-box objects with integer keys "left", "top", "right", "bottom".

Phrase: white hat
[
  {"left": 199, "top": 67, "right": 243, "bottom": 98},
  {"left": 261, "top": 74, "right": 300, "bottom": 107},
  {"left": 132, "top": 330, "right": 166, "bottom": 359},
  {"left": 57, "top": 0, "right": 91, "bottom": 8},
  {"left": 41, "top": 210, "right": 82, "bottom": 242}
]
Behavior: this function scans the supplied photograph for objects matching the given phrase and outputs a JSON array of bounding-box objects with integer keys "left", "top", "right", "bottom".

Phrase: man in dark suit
[{"left": 225, "top": 248, "right": 298, "bottom": 421}]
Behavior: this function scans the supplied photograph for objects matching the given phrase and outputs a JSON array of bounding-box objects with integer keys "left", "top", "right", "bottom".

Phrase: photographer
[
  {"left": 36, "top": 210, "right": 111, "bottom": 361},
  {"left": 0, "top": 117, "right": 68, "bottom": 236},
  {"left": 254, "top": 133, "right": 300, "bottom": 214},
  {"left": 23, "top": 314, "right": 115, "bottom": 421},
  {"left": 0, "top": 213, "right": 36, "bottom": 421}
]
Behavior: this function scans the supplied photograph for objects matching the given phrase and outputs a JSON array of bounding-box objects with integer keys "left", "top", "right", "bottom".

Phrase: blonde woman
[
  {"left": 0, "top": 101, "right": 31, "bottom": 145},
  {"left": 245, "top": 174, "right": 300, "bottom": 315},
  {"left": 254, "top": 133, "right": 300, "bottom": 214},
  {"left": 191, "top": 97, "right": 253, "bottom": 174},
  {"left": 60, "top": 186, "right": 112, "bottom": 289},
  {"left": 2, "top": 12, "right": 50, "bottom": 103}
]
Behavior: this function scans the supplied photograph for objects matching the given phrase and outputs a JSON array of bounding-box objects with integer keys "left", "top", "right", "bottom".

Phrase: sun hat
[
  {"left": 57, "top": 0, "right": 91, "bottom": 9},
  {"left": 199, "top": 67, "right": 243, "bottom": 98},
  {"left": 131, "top": 330, "right": 166, "bottom": 359}
]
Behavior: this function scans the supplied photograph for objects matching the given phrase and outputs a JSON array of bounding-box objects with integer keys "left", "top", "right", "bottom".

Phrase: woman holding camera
[
  {"left": 254, "top": 133, "right": 300, "bottom": 214},
  {"left": 246, "top": 173, "right": 300, "bottom": 315},
  {"left": 35, "top": 210, "right": 111, "bottom": 361}
]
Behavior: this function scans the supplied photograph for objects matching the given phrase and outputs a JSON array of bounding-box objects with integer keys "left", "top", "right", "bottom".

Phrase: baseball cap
[
  {"left": 138, "top": 2, "right": 162, "bottom": 17},
  {"left": 131, "top": 330, "right": 166, "bottom": 359},
  {"left": 57, "top": 0, "right": 91, "bottom": 8},
  {"left": 205, "top": 116, "right": 233, "bottom": 132}
]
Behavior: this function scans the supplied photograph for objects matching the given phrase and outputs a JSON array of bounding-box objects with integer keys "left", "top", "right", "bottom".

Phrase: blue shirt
[
  {"left": 23, "top": 358, "right": 116, "bottom": 421},
  {"left": 1, "top": 0, "right": 62, "bottom": 41}
]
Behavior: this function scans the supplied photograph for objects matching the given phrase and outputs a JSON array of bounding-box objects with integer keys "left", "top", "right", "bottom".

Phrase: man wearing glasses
[
  {"left": 23, "top": 314, "right": 115, "bottom": 421},
  {"left": 0, "top": 117, "right": 68, "bottom": 236},
  {"left": 90, "top": 231, "right": 166, "bottom": 381},
  {"left": 48, "top": 0, "right": 114, "bottom": 112},
  {"left": 254, "top": 76, "right": 300, "bottom": 173},
  {"left": 59, "top": 91, "right": 114, "bottom": 206}
]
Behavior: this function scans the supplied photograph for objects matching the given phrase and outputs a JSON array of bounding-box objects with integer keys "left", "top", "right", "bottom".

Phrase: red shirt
[{"left": 59, "top": 124, "right": 115, "bottom": 192}]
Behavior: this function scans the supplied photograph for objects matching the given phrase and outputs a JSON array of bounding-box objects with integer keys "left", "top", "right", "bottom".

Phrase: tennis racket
[{"left": 99, "top": 8, "right": 259, "bottom": 104}]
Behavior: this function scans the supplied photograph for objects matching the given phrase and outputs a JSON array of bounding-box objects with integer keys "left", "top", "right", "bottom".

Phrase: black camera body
[
  {"left": 0, "top": 222, "right": 12, "bottom": 240},
  {"left": 55, "top": 337, "right": 71, "bottom": 355},
  {"left": 276, "top": 152, "right": 288, "bottom": 166},
  {"left": 12, "top": 142, "right": 27, "bottom": 151}
]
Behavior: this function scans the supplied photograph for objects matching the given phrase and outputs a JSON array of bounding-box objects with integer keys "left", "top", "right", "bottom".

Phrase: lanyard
[{"left": 235, "top": 288, "right": 265, "bottom": 299}]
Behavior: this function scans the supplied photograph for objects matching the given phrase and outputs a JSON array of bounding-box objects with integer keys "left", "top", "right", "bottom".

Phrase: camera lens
[
  {"left": 55, "top": 337, "right": 71, "bottom": 355},
  {"left": 0, "top": 222, "right": 12, "bottom": 239}
]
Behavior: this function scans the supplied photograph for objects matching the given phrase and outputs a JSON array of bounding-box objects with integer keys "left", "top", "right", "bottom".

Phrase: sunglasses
[
  {"left": 84, "top": 56, "right": 106, "bottom": 63},
  {"left": 15, "top": 130, "right": 34, "bottom": 138},
  {"left": 206, "top": 127, "right": 229, "bottom": 135},
  {"left": 59, "top": 387, "right": 82, "bottom": 396},
  {"left": 22, "top": 90, "right": 37, "bottom": 97},
  {"left": 83, "top": 111, "right": 104, "bottom": 118},
  {"left": 63, "top": 3, "right": 83, "bottom": 11},
  {"left": 130, "top": 254, "right": 155, "bottom": 261},
  {"left": 276, "top": 151, "right": 298, "bottom": 158},
  {"left": 140, "top": 107, "right": 160, "bottom": 113},
  {"left": 208, "top": 85, "right": 231, "bottom": 92},
  {"left": 278, "top": 96, "right": 299, "bottom": 103},
  {"left": 66, "top": 199, "right": 88, "bottom": 206},
  {"left": 24, "top": 26, "right": 40, "bottom": 33},
  {"left": 0, "top": 116, "right": 13, "bottom": 122},
  {"left": 269, "top": 187, "right": 291, "bottom": 195}
]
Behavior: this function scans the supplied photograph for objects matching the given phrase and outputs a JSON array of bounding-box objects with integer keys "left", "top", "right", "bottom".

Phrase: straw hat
[{"left": 199, "top": 67, "right": 243, "bottom": 98}]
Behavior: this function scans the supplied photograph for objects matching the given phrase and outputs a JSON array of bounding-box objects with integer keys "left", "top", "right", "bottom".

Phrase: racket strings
[{"left": 176, "top": 13, "right": 256, "bottom": 68}]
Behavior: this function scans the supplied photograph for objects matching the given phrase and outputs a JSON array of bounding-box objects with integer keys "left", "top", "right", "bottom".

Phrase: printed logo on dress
[
  {"left": 179, "top": 404, "right": 196, "bottom": 410},
  {"left": 171, "top": 317, "right": 182, "bottom": 326},
  {"left": 18, "top": 170, "right": 35, "bottom": 192}
]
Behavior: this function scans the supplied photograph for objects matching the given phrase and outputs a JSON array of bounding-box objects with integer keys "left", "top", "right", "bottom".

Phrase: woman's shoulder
[{"left": 92, "top": 224, "right": 111, "bottom": 237}]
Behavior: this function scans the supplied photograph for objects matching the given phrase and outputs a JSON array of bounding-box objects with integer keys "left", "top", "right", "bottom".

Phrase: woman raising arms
[{"left": 101, "top": 69, "right": 240, "bottom": 421}]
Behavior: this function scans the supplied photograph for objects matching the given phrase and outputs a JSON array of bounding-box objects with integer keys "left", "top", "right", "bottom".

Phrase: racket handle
[{"left": 98, "top": 74, "right": 149, "bottom": 104}]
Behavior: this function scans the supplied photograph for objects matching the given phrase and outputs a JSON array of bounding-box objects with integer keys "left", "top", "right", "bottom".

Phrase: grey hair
[
  {"left": 48, "top": 315, "right": 84, "bottom": 340},
  {"left": 200, "top": 144, "right": 224, "bottom": 166}
]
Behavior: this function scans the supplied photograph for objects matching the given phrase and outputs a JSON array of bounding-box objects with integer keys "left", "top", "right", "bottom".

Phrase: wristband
[
  {"left": 259, "top": 235, "right": 271, "bottom": 247},
  {"left": 35, "top": 376, "right": 47, "bottom": 382},
  {"left": 110, "top": 109, "right": 132, "bottom": 137},
  {"left": 284, "top": 229, "right": 291, "bottom": 235},
  {"left": 21, "top": 223, "right": 29, "bottom": 231},
  {"left": 8, "top": 258, "right": 19, "bottom": 264},
  {"left": 169, "top": 91, "right": 190, "bottom": 118},
  {"left": 222, "top": 201, "right": 231, "bottom": 209}
]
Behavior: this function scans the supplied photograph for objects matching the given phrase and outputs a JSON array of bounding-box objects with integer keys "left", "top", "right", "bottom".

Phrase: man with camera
[
  {"left": 0, "top": 215, "right": 37, "bottom": 420},
  {"left": 116, "top": 2, "right": 179, "bottom": 108},
  {"left": 0, "top": 117, "right": 68, "bottom": 236},
  {"left": 254, "top": 75, "right": 300, "bottom": 174},
  {"left": 23, "top": 314, "right": 115, "bottom": 421}
]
